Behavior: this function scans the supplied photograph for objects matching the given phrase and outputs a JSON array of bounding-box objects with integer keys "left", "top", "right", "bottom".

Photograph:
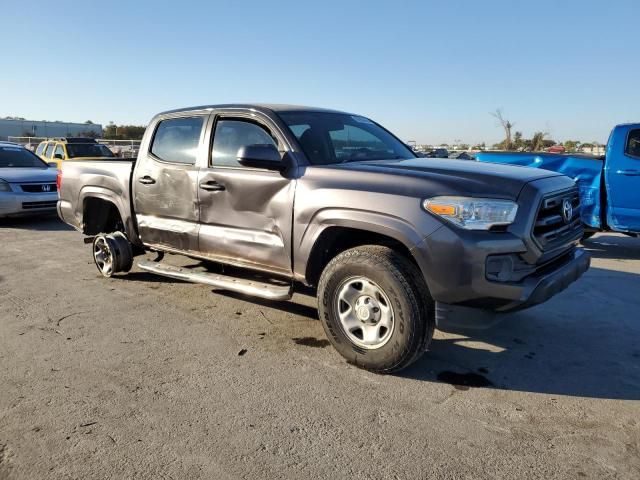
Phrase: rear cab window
[
  {"left": 150, "top": 116, "right": 204, "bottom": 164},
  {"left": 625, "top": 129, "right": 640, "bottom": 158}
]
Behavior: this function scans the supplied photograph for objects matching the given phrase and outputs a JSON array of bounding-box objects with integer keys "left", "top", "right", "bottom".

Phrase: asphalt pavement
[{"left": 0, "top": 217, "right": 638, "bottom": 479}]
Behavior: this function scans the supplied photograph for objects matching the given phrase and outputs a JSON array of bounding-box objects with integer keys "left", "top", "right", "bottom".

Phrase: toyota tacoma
[{"left": 57, "top": 104, "right": 590, "bottom": 372}]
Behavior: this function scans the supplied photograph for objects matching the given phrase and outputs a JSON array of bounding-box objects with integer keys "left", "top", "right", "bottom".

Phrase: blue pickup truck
[{"left": 476, "top": 123, "right": 640, "bottom": 238}]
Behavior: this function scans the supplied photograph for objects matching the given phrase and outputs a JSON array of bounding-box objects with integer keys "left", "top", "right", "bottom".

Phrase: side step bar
[{"left": 137, "top": 260, "right": 293, "bottom": 301}]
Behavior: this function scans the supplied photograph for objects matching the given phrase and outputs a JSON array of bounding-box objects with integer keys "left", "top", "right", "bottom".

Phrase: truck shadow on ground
[
  {"left": 401, "top": 265, "right": 640, "bottom": 400},
  {"left": 0, "top": 216, "right": 73, "bottom": 232}
]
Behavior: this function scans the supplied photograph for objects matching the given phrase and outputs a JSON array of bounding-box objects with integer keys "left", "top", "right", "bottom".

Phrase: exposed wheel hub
[{"left": 92, "top": 232, "right": 133, "bottom": 278}]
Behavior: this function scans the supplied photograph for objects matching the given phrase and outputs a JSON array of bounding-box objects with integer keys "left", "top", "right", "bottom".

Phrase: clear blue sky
[{"left": 1, "top": 0, "right": 638, "bottom": 145}]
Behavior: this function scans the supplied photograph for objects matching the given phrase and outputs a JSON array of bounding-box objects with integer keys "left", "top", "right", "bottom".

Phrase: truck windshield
[
  {"left": 66, "top": 144, "right": 115, "bottom": 158},
  {"left": 0, "top": 146, "right": 48, "bottom": 168},
  {"left": 278, "top": 112, "right": 415, "bottom": 165}
]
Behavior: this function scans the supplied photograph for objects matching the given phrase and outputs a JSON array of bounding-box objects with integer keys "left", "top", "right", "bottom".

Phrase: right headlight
[
  {"left": 0, "top": 180, "right": 12, "bottom": 192},
  {"left": 423, "top": 196, "right": 518, "bottom": 230}
]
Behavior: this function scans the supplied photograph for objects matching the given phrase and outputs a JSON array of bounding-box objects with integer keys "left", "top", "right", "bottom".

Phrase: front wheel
[{"left": 317, "top": 245, "right": 434, "bottom": 373}]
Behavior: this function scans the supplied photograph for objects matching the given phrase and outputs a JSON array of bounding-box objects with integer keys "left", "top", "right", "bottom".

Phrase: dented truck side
[{"left": 58, "top": 104, "right": 590, "bottom": 373}]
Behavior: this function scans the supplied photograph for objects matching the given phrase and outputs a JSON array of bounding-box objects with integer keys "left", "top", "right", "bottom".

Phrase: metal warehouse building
[{"left": 0, "top": 118, "right": 102, "bottom": 140}]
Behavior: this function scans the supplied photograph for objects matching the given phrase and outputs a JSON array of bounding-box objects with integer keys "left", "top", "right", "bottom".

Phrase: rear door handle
[
  {"left": 616, "top": 169, "right": 640, "bottom": 176},
  {"left": 138, "top": 175, "right": 156, "bottom": 184},
  {"left": 199, "top": 181, "right": 226, "bottom": 192}
]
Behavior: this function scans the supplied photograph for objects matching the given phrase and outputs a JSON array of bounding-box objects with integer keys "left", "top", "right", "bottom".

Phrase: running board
[{"left": 137, "top": 260, "right": 293, "bottom": 301}]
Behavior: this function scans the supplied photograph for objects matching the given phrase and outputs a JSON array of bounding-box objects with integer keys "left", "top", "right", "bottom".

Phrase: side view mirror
[
  {"left": 47, "top": 162, "right": 58, "bottom": 168},
  {"left": 236, "top": 144, "right": 282, "bottom": 170},
  {"left": 54, "top": 153, "right": 63, "bottom": 160}
]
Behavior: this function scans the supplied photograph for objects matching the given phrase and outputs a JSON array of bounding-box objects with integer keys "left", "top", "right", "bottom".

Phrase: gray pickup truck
[{"left": 58, "top": 104, "right": 590, "bottom": 372}]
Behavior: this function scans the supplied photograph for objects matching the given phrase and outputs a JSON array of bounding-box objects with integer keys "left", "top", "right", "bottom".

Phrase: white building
[{"left": 0, "top": 118, "right": 102, "bottom": 140}]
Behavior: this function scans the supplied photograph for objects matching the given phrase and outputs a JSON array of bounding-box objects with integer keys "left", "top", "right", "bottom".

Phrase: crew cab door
[
  {"left": 604, "top": 126, "right": 640, "bottom": 232},
  {"left": 197, "top": 112, "right": 294, "bottom": 276},
  {"left": 132, "top": 114, "right": 207, "bottom": 252}
]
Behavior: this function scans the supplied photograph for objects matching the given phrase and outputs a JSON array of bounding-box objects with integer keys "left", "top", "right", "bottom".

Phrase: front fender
[{"left": 293, "top": 207, "right": 441, "bottom": 283}]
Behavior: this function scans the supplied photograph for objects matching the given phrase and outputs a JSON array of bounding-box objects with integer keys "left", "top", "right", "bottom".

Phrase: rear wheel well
[
  {"left": 83, "top": 197, "right": 124, "bottom": 235},
  {"left": 305, "top": 227, "right": 419, "bottom": 287}
]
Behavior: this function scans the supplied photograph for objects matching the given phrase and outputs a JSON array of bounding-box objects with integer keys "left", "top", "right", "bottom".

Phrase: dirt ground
[{"left": 0, "top": 217, "right": 639, "bottom": 479}]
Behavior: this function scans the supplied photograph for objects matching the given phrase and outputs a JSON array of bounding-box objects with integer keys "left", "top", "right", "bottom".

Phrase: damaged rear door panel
[{"left": 132, "top": 114, "right": 208, "bottom": 253}]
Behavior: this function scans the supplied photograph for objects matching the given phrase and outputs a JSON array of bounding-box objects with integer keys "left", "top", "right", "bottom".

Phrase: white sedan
[{"left": 0, "top": 142, "right": 59, "bottom": 218}]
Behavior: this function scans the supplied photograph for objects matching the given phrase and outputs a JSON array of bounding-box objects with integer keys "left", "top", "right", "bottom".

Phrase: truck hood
[
  {"left": 330, "top": 157, "right": 563, "bottom": 199},
  {"left": 0, "top": 167, "right": 57, "bottom": 183}
]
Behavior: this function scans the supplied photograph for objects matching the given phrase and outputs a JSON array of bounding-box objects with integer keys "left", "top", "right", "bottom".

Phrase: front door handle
[
  {"left": 138, "top": 175, "right": 156, "bottom": 184},
  {"left": 616, "top": 169, "right": 640, "bottom": 176},
  {"left": 199, "top": 181, "right": 226, "bottom": 192}
]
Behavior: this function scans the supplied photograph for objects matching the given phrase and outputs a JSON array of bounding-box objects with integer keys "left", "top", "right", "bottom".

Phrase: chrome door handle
[
  {"left": 199, "top": 181, "right": 226, "bottom": 192},
  {"left": 616, "top": 169, "right": 640, "bottom": 176},
  {"left": 138, "top": 176, "right": 156, "bottom": 184}
]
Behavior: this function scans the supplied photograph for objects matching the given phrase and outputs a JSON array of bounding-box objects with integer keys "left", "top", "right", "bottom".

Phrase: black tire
[{"left": 317, "top": 245, "right": 435, "bottom": 373}]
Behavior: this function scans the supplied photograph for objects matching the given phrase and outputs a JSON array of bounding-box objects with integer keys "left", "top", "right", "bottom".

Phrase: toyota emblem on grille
[{"left": 561, "top": 198, "right": 573, "bottom": 224}]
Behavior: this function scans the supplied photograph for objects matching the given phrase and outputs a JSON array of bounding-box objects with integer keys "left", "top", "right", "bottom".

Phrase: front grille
[
  {"left": 532, "top": 188, "right": 582, "bottom": 251},
  {"left": 20, "top": 183, "right": 57, "bottom": 193},
  {"left": 22, "top": 201, "right": 57, "bottom": 210}
]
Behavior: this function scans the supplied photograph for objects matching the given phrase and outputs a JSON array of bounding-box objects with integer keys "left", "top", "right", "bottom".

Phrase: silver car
[{"left": 0, "top": 141, "right": 58, "bottom": 218}]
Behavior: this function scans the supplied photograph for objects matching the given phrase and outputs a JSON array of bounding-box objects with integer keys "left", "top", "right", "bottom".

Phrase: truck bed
[{"left": 57, "top": 159, "right": 136, "bottom": 236}]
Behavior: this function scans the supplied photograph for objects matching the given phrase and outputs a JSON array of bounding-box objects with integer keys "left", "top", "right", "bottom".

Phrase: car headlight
[
  {"left": 423, "top": 196, "right": 518, "bottom": 230},
  {"left": 0, "top": 180, "right": 12, "bottom": 192}
]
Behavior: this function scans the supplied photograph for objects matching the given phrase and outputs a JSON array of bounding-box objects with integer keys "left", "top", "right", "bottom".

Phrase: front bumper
[
  {"left": 0, "top": 190, "right": 58, "bottom": 217},
  {"left": 411, "top": 223, "right": 590, "bottom": 313},
  {"left": 494, "top": 248, "right": 590, "bottom": 312}
]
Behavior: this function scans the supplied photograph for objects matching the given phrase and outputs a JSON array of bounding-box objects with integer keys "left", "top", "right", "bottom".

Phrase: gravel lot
[{"left": 1, "top": 217, "right": 639, "bottom": 479}]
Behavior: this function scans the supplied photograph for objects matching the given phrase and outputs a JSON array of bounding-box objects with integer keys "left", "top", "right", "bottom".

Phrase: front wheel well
[
  {"left": 83, "top": 197, "right": 124, "bottom": 235},
  {"left": 305, "top": 227, "right": 419, "bottom": 287}
]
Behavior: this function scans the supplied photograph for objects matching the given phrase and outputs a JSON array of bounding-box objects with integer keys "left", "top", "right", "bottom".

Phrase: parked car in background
[
  {"left": 35, "top": 137, "right": 116, "bottom": 169},
  {"left": 448, "top": 151, "right": 475, "bottom": 160},
  {"left": 476, "top": 123, "right": 640, "bottom": 239},
  {"left": 0, "top": 141, "right": 58, "bottom": 218},
  {"left": 425, "top": 148, "right": 449, "bottom": 158},
  {"left": 58, "top": 104, "right": 590, "bottom": 373}
]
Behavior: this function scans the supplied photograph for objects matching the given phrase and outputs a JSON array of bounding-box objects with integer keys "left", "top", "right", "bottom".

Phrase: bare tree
[{"left": 491, "top": 109, "right": 515, "bottom": 150}]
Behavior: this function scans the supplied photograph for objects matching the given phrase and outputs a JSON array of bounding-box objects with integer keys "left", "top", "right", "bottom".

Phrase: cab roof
[{"left": 157, "top": 103, "right": 353, "bottom": 116}]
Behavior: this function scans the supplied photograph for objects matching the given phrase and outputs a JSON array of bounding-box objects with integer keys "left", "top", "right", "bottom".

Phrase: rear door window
[
  {"left": 44, "top": 143, "right": 55, "bottom": 158},
  {"left": 35, "top": 143, "right": 45, "bottom": 155},
  {"left": 625, "top": 129, "right": 640, "bottom": 158},
  {"left": 150, "top": 116, "right": 204, "bottom": 164}
]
